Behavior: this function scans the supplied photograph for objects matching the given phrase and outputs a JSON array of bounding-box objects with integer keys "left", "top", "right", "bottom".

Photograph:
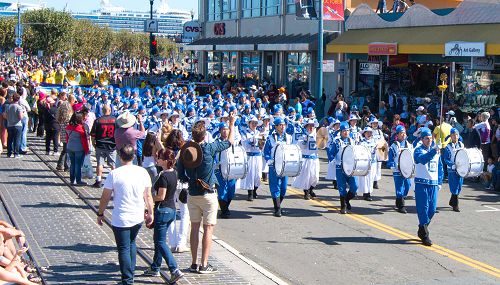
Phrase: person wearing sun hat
[
  {"left": 240, "top": 115, "right": 264, "bottom": 202},
  {"left": 114, "top": 111, "right": 145, "bottom": 167},
  {"left": 369, "top": 117, "right": 384, "bottom": 189},
  {"left": 263, "top": 117, "right": 293, "bottom": 217},
  {"left": 413, "top": 127, "right": 443, "bottom": 246},
  {"left": 348, "top": 113, "right": 362, "bottom": 143},
  {"left": 331, "top": 121, "right": 358, "bottom": 214},
  {"left": 358, "top": 126, "right": 378, "bottom": 201},
  {"left": 292, "top": 118, "right": 320, "bottom": 200},
  {"left": 387, "top": 125, "right": 413, "bottom": 214},
  {"left": 442, "top": 127, "right": 464, "bottom": 212}
]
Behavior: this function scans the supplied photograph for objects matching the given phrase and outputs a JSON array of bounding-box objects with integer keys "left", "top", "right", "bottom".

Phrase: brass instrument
[
  {"left": 66, "top": 69, "right": 81, "bottom": 86},
  {"left": 256, "top": 133, "right": 267, "bottom": 149}
]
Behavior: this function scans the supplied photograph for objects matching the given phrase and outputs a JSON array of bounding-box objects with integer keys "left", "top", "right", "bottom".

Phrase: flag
[
  {"left": 324, "top": 0, "right": 344, "bottom": 21},
  {"left": 295, "top": 0, "right": 318, "bottom": 19}
]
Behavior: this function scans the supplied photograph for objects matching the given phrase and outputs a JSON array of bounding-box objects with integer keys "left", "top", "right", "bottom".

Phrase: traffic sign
[
  {"left": 144, "top": 19, "right": 159, "bottom": 33},
  {"left": 15, "top": 37, "right": 22, "bottom": 46},
  {"left": 14, "top": 47, "right": 23, "bottom": 56}
]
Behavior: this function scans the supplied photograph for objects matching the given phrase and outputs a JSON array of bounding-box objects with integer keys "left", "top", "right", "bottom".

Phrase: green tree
[
  {"left": 71, "top": 20, "right": 113, "bottom": 60},
  {"left": 21, "top": 8, "right": 75, "bottom": 56},
  {"left": 0, "top": 17, "right": 17, "bottom": 52}
]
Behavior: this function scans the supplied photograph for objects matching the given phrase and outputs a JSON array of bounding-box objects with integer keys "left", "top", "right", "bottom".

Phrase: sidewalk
[{"left": 0, "top": 134, "right": 281, "bottom": 284}]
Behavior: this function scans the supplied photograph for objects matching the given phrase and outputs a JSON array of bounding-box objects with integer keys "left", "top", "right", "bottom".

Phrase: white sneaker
[
  {"left": 172, "top": 246, "right": 189, "bottom": 253},
  {"left": 53, "top": 152, "right": 60, "bottom": 156}
]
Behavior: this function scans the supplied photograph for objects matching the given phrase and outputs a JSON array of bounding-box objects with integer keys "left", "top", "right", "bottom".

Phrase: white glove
[
  {"left": 268, "top": 159, "right": 274, "bottom": 166},
  {"left": 451, "top": 165, "right": 456, "bottom": 170},
  {"left": 438, "top": 185, "right": 442, "bottom": 191}
]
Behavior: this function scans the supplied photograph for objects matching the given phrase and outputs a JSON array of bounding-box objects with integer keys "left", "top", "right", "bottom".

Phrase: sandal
[
  {"left": 27, "top": 274, "right": 41, "bottom": 283},
  {"left": 17, "top": 246, "right": 29, "bottom": 256},
  {"left": 24, "top": 265, "right": 36, "bottom": 273}
]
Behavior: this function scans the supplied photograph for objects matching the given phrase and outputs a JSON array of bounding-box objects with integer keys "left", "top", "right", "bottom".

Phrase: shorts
[
  {"left": 96, "top": 148, "right": 116, "bottom": 168},
  {"left": 187, "top": 193, "right": 218, "bottom": 225}
]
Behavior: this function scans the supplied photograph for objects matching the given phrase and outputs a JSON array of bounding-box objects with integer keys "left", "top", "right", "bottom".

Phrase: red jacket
[{"left": 66, "top": 124, "right": 90, "bottom": 155}]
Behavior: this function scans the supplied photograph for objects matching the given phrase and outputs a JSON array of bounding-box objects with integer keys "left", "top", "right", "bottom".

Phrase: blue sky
[{"left": 22, "top": 0, "right": 198, "bottom": 16}]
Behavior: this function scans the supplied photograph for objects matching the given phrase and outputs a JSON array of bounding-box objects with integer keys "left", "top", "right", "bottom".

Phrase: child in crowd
[{"left": 483, "top": 157, "right": 495, "bottom": 190}]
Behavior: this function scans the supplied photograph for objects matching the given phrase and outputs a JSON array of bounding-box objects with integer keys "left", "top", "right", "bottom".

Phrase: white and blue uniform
[
  {"left": 292, "top": 130, "right": 319, "bottom": 190},
  {"left": 443, "top": 141, "right": 464, "bottom": 195},
  {"left": 214, "top": 138, "right": 237, "bottom": 203},
  {"left": 372, "top": 128, "right": 384, "bottom": 181},
  {"left": 358, "top": 137, "right": 377, "bottom": 195},
  {"left": 349, "top": 125, "right": 362, "bottom": 142},
  {"left": 326, "top": 129, "right": 339, "bottom": 180},
  {"left": 331, "top": 136, "right": 358, "bottom": 197},
  {"left": 414, "top": 144, "right": 444, "bottom": 226},
  {"left": 388, "top": 140, "right": 413, "bottom": 199},
  {"left": 264, "top": 131, "right": 293, "bottom": 199},
  {"left": 171, "top": 121, "right": 189, "bottom": 141},
  {"left": 240, "top": 128, "right": 264, "bottom": 190}
]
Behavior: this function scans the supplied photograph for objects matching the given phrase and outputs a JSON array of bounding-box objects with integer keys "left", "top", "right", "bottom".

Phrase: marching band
[{"left": 37, "top": 82, "right": 485, "bottom": 247}]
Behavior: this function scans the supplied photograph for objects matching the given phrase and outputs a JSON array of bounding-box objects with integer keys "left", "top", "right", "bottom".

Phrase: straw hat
[{"left": 116, "top": 112, "right": 137, "bottom": 128}]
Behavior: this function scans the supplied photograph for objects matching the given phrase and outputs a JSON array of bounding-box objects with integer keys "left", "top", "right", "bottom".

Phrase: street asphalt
[{"left": 214, "top": 154, "right": 500, "bottom": 285}]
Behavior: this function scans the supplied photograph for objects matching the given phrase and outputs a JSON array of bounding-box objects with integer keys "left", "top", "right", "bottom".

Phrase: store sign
[
  {"left": 337, "top": 62, "right": 348, "bottom": 75},
  {"left": 324, "top": 0, "right": 344, "bottom": 21},
  {"left": 471, "top": 56, "right": 495, "bottom": 71},
  {"left": 359, "top": 62, "right": 380, "bottom": 75},
  {"left": 445, "top": 42, "right": 485, "bottom": 57},
  {"left": 368, "top": 43, "right": 398, "bottom": 56},
  {"left": 388, "top": 54, "right": 409, "bottom": 67},
  {"left": 323, "top": 60, "right": 335, "bottom": 72},
  {"left": 214, "top": 23, "right": 226, "bottom": 36},
  {"left": 182, "top": 21, "right": 202, "bottom": 43}
]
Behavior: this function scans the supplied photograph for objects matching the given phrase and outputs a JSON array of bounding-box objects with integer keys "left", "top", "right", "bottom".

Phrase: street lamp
[{"left": 149, "top": 0, "right": 155, "bottom": 74}]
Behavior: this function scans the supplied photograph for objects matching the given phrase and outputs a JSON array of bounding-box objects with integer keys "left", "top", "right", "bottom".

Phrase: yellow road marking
[{"left": 287, "top": 188, "right": 500, "bottom": 278}]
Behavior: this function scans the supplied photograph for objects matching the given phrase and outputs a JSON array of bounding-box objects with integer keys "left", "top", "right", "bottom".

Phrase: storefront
[{"left": 327, "top": 23, "right": 500, "bottom": 114}]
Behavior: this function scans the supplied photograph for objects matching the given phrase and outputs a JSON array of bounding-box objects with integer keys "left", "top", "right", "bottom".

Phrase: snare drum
[
  {"left": 342, "top": 145, "right": 371, "bottom": 177},
  {"left": 453, "top": 148, "right": 484, "bottom": 178},
  {"left": 273, "top": 144, "right": 302, "bottom": 177},
  {"left": 219, "top": 145, "right": 248, "bottom": 180},
  {"left": 398, "top": 149, "right": 415, "bottom": 179}
]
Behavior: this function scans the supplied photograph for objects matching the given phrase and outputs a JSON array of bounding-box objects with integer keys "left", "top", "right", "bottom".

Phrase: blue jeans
[
  {"left": 6, "top": 126, "right": 22, "bottom": 156},
  {"left": 68, "top": 150, "right": 85, "bottom": 183},
  {"left": 112, "top": 223, "right": 142, "bottom": 285},
  {"left": 20, "top": 116, "right": 28, "bottom": 151},
  {"left": 151, "top": 207, "right": 178, "bottom": 273}
]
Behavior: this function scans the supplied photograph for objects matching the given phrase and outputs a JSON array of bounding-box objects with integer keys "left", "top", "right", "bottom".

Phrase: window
[
  {"left": 209, "top": 0, "right": 237, "bottom": 21},
  {"left": 288, "top": 0, "right": 320, "bottom": 15},
  {"left": 265, "top": 0, "right": 280, "bottom": 16},
  {"left": 286, "top": 52, "right": 311, "bottom": 99},
  {"left": 241, "top": 52, "right": 261, "bottom": 80},
  {"left": 222, "top": 0, "right": 238, "bottom": 20},
  {"left": 207, "top": 52, "right": 238, "bottom": 77},
  {"left": 207, "top": 0, "right": 222, "bottom": 21}
]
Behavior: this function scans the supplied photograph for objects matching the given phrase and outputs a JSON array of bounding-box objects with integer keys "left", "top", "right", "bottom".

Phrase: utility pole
[
  {"left": 317, "top": 0, "right": 324, "bottom": 118},
  {"left": 17, "top": 0, "right": 21, "bottom": 63},
  {"left": 149, "top": 0, "right": 154, "bottom": 74}
]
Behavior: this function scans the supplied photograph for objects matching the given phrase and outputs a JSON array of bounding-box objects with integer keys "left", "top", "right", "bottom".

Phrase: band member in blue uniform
[
  {"left": 263, "top": 117, "right": 293, "bottom": 217},
  {"left": 326, "top": 118, "right": 340, "bottom": 189},
  {"left": 442, "top": 128, "right": 464, "bottom": 212},
  {"left": 387, "top": 125, "right": 412, "bottom": 213},
  {"left": 215, "top": 122, "right": 237, "bottom": 219},
  {"left": 331, "top": 122, "right": 358, "bottom": 214},
  {"left": 413, "top": 127, "right": 444, "bottom": 246}
]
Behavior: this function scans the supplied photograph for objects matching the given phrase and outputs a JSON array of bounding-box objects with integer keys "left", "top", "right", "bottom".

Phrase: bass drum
[
  {"left": 398, "top": 149, "right": 415, "bottom": 179},
  {"left": 454, "top": 148, "right": 484, "bottom": 178},
  {"left": 273, "top": 144, "right": 302, "bottom": 177},
  {"left": 342, "top": 145, "right": 371, "bottom": 177},
  {"left": 219, "top": 145, "right": 248, "bottom": 180}
]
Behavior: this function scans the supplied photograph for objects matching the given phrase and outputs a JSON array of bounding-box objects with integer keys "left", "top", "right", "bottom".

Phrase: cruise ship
[{"left": 0, "top": 0, "right": 192, "bottom": 37}]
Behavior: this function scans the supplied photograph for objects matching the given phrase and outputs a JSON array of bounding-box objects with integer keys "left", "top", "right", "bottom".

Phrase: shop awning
[
  {"left": 326, "top": 24, "right": 500, "bottom": 55},
  {"left": 186, "top": 33, "right": 336, "bottom": 52}
]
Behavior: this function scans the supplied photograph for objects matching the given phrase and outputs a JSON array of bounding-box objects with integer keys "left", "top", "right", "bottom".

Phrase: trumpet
[{"left": 255, "top": 133, "right": 267, "bottom": 149}]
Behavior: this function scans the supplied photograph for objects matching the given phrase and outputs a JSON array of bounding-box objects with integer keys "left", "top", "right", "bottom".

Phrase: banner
[
  {"left": 295, "top": 0, "right": 317, "bottom": 19},
  {"left": 324, "top": 0, "right": 344, "bottom": 21}
]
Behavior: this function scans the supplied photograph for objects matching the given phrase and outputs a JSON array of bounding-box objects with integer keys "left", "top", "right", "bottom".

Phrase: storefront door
[{"left": 264, "top": 52, "right": 276, "bottom": 83}]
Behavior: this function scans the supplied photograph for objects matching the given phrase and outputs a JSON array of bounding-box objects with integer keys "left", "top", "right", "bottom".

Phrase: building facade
[{"left": 187, "top": 0, "right": 341, "bottom": 103}]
